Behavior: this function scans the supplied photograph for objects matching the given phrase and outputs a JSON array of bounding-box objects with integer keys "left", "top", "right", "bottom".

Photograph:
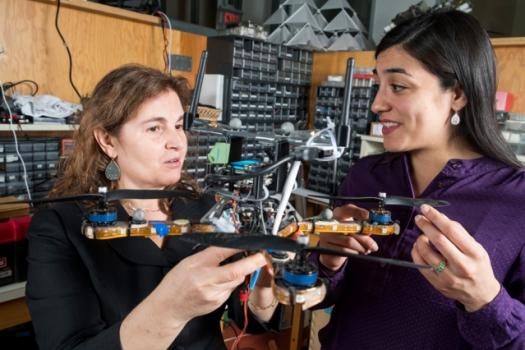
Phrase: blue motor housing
[
  {"left": 282, "top": 260, "right": 318, "bottom": 287},
  {"left": 88, "top": 209, "right": 117, "bottom": 225},
  {"left": 369, "top": 209, "right": 392, "bottom": 224}
]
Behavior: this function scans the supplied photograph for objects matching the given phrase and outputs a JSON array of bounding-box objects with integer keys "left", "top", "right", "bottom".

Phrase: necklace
[{"left": 122, "top": 201, "right": 162, "bottom": 213}]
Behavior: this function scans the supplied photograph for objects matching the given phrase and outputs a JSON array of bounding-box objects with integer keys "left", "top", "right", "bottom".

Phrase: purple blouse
[{"left": 313, "top": 153, "right": 525, "bottom": 349}]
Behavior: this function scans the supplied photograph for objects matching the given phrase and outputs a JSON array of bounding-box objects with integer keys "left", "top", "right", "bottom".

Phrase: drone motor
[
  {"left": 361, "top": 208, "right": 401, "bottom": 236},
  {"left": 87, "top": 207, "right": 118, "bottom": 226},
  {"left": 273, "top": 258, "right": 326, "bottom": 310},
  {"left": 268, "top": 250, "right": 292, "bottom": 264}
]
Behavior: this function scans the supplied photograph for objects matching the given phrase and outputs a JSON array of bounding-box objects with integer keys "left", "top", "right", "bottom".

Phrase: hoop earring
[
  {"left": 451, "top": 112, "right": 461, "bottom": 126},
  {"left": 105, "top": 158, "right": 121, "bottom": 181}
]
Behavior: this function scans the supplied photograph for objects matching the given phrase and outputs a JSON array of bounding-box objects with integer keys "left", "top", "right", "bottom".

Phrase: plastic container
[{"left": 0, "top": 215, "right": 31, "bottom": 286}]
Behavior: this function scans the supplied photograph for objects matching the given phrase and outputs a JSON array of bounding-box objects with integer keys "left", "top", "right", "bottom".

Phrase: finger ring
[{"left": 434, "top": 261, "right": 446, "bottom": 273}]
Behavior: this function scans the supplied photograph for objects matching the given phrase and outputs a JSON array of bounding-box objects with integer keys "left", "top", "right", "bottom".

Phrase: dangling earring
[
  {"left": 105, "top": 158, "right": 121, "bottom": 181},
  {"left": 451, "top": 111, "right": 461, "bottom": 126}
]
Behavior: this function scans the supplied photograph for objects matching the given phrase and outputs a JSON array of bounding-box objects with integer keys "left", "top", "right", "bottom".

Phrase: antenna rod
[
  {"left": 339, "top": 57, "right": 355, "bottom": 137},
  {"left": 332, "top": 57, "right": 355, "bottom": 196},
  {"left": 184, "top": 50, "right": 208, "bottom": 131}
]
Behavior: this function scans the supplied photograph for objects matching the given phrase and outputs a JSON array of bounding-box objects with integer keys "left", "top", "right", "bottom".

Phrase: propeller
[
  {"left": 309, "top": 193, "right": 449, "bottom": 208},
  {"left": 0, "top": 189, "right": 196, "bottom": 206},
  {"left": 177, "top": 232, "right": 432, "bottom": 270},
  {"left": 104, "top": 189, "right": 196, "bottom": 201}
]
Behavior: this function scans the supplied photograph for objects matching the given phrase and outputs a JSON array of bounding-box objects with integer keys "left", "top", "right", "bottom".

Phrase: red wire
[
  {"left": 229, "top": 195, "right": 248, "bottom": 349},
  {"left": 230, "top": 298, "right": 249, "bottom": 350},
  {"left": 231, "top": 197, "right": 238, "bottom": 231}
]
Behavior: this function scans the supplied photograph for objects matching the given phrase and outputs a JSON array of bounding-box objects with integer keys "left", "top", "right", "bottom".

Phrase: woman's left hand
[{"left": 411, "top": 204, "right": 501, "bottom": 312}]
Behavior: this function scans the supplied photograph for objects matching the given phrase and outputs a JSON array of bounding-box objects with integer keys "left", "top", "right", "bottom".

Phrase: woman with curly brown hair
[{"left": 26, "top": 64, "right": 270, "bottom": 350}]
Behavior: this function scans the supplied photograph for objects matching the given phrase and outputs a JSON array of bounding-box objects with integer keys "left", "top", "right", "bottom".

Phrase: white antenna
[{"left": 271, "top": 126, "right": 344, "bottom": 235}]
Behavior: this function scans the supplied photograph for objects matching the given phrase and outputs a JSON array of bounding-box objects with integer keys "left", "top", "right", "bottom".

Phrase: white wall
[
  {"left": 369, "top": 0, "right": 437, "bottom": 44},
  {"left": 471, "top": 0, "right": 516, "bottom": 36},
  {"left": 242, "top": 0, "right": 274, "bottom": 25},
  {"left": 513, "top": 0, "right": 525, "bottom": 36}
]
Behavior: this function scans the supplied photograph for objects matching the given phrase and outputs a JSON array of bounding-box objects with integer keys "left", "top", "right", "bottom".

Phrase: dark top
[
  {"left": 313, "top": 154, "right": 525, "bottom": 349},
  {"left": 25, "top": 195, "right": 234, "bottom": 350}
]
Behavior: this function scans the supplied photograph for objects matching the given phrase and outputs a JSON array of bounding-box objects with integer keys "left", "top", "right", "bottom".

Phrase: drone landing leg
[{"left": 289, "top": 304, "right": 305, "bottom": 350}]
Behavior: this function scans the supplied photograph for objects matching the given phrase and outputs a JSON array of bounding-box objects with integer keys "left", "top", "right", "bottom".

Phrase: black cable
[
  {"left": 32, "top": 176, "right": 56, "bottom": 187},
  {"left": 55, "top": 0, "right": 82, "bottom": 101},
  {"left": 155, "top": 0, "right": 162, "bottom": 13},
  {"left": 155, "top": 12, "right": 169, "bottom": 73},
  {"left": 205, "top": 155, "right": 294, "bottom": 184},
  {"left": 0, "top": 82, "right": 9, "bottom": 112},
  {"left": 3, "top": 80, "right": 39, "bottom": 96},
  {"left": 244, "top": 206, "right": 259, "bottom": 235}
]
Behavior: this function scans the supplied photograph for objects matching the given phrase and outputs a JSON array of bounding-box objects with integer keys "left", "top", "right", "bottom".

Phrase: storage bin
[{"left": 0, "top": 215, "right": 31, "bottom": 286}]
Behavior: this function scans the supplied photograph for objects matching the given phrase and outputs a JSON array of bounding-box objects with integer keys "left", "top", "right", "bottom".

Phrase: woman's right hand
[
  {"left": 158, "top": 247, "right": 267, "bottom": 323},
  {"left": 318, "top": 204, "right": 379, "bottom": 271},
  {"left": 120, "top": 247, "right": 265, "bottom": 349}
]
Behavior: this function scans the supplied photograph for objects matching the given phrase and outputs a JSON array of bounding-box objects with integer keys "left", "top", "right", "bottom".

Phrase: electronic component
[{"left": 0, "top": 114, "right": 33, "bottom": 124}]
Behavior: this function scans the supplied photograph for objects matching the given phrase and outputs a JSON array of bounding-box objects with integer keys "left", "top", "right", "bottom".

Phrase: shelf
[
  {"left": 0, "top": 124, "right": 78, "bottom": 132},
  {"left": 0, "top": 282, "right": 30, "bottom": 331},
  {"left": 292, "top": 187, "right": 330, "bottom": 219},
  {"left": 34, "top": 0, "right": 162, "bottom": 25},
  {"left": 293, "top": 187, "right": 330, "bottom": 205},
  {"left": 358, "top": 134, "right": 384, "bottom": 143},
  {"left": 358, "top": 134, "right": 385, "bottom": 158},
  {"left": 0, "top": 281, "right": 26, "bottom": 304},
  {"left": 491, "top": 37, "right": 525, "bottom": 47},
  {"left": 356, "top": 134, "right": 525, "bottom": 164}
]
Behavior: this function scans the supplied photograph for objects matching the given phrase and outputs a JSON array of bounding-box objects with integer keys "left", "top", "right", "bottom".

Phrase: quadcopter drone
[
  {"left": 1, "top": 184, "right": 441, "bottom": 310},
  {"left": 0, "top": 51, "right": 447, "bottom": 310}
]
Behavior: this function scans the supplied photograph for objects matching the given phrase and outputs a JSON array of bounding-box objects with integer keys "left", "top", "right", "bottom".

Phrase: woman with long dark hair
[{"left": 314, "top": 10, "right": 525, "bottom": 349}]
